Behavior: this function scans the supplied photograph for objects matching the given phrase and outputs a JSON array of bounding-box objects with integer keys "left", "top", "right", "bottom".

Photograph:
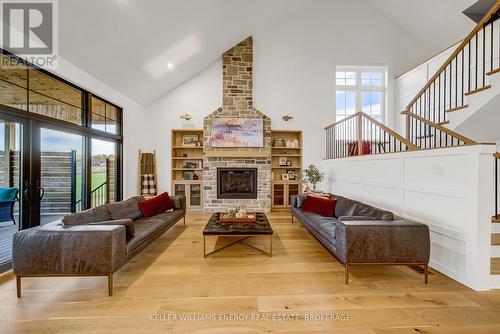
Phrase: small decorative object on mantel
[
  {"left": 291, "top": 138, "right": 299, "bottom": 148},
  {"left": 282, "top": 114, "right": 293, "bottom": 122},
  {"left": 193, "top": 174, "right": 199, "bottom": 180},
  {"left": 273, "top": 138, "right": 286, "bottom": 148},
  {"left": 278, "top": 156, "right": 288, "bottom": 166},
  {"left": 182, "top": 134, "right": 199, "bottom": 147}
]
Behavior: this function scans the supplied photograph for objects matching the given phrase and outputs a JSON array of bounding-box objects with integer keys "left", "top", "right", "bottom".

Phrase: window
[
  {"left": 335, "top": 67, "right": 387, "bottom": 122},
  {"left": 91, "top": 96, "right": 120, "bottom": 134}
]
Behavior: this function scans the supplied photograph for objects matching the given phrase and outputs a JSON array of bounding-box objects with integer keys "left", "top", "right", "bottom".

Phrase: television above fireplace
[{"left": 217, "top": 168, "right": 258, "bottom": 199}]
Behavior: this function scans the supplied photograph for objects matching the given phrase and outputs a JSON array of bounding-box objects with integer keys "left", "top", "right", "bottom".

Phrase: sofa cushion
[
  {"left": 334, "top": 196, "right": 394, "bottom": 220},
  {"left": 127, "top": 210, "right": 183, "bottom": 253},
  {"left": 302, "top": 195, "right": 336, "bottom": 217},
  {"left": 62, "top": 204, "right": 112, "bottom": 226},
  {"left": 138, "top": 192, "right": 173, "bottom": 217},
  {"left": 297, "top": 210, "right": 337, "bottom": 241},
  {"left": 334, "top": 196, "right": 358, "bottom": 217},
  {"left": 338, "top": 216, "right": 377, "bottom": 221},
  {"left": 352, "top": 202, "right": 394, "bottom": 220},
  {"left": 108, "top": 196, "right": 143, "bottom": 220},
  {"left": 87, "top": 219, "right": 135, "bottom": 240}
]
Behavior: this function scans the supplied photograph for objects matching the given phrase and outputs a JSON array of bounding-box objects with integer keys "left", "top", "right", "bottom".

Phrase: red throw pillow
[
  {"left": 138, "top": 192, "right": 174, "bottom": 217},
  {"left": 302, "top": 195, "right": 337, "bottom": 217}
]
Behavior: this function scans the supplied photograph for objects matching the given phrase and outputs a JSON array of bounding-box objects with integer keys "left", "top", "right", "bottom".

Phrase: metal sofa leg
[
  {"left": 16, "top": 276, "right": 21, "bottom": 298},
  {"left": 344, "top": 264, "right": 349, "bottom": 285},
  {"left": 424, "top": 264, "right": 429, "bottom": 284},
  {"left": 108, "top": 274, "right": 113, "bottom": 296}
]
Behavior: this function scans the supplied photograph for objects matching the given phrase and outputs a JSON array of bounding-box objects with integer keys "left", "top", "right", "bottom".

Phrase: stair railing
[
  {"left": 402, "top": 111, "right": 477, "bottom": 149},
  {"left": 404, "top": 1, "right": 500, "bottom": 129},
  {"left": 325, "top": 112, "right": 418, "bottom": 159}
]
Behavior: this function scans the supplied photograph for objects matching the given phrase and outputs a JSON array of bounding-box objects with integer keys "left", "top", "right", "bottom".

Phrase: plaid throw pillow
[{"left": 141, "top": 174, "right": 157, "bottom": 196}]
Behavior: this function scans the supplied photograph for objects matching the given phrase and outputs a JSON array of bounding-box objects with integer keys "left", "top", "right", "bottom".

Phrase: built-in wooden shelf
[
  {"left": 172, "top": 146, "right": 203, "bottom": 149},
  {"left": 172, "top": 157, "right": 203, "bottom": 160},
  {"left": 172, "top": 168, "right": 203, "bottom": 171},
  {"left": 171, "top": 129, "right": 204, "bottom": 211},
  {"left": 271, "top": 130, "right": 303, "bottom": 211},
  {"left": 272, "top": 146, "right": 302, "bottom": 149},
  {"left": 271, "top": 154, "right": 301, "bottom": 157}
]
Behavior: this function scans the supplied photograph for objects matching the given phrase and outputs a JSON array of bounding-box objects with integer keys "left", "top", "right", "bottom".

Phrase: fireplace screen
[{"left": 217, "top": 168, "right": 257, "bottom": 199}]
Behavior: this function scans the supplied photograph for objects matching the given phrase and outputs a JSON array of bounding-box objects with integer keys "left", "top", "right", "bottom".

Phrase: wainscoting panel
[{"left": 323, "top": 144, "right": 495, "bottom": 291}]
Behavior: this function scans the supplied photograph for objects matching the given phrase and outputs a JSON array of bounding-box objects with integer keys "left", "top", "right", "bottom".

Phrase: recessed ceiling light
[{"left": 166, "top": 62, "right": 174, "bottom": 69}]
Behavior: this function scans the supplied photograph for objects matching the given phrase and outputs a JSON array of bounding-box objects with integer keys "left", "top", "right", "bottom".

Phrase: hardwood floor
[{"left": 1, "top": 211, "right": 500, "bottom": 333}]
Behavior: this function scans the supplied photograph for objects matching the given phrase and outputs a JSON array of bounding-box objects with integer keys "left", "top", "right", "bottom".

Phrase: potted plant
[{"left": 302, "top": 164, "right": 325, "bottom": 193}]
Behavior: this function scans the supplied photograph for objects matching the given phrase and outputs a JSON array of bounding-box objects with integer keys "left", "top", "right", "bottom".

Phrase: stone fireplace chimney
[
  {"left": 202, "top": 36, "right": 272, "bottom": 213},
  {"left": 222, "top": 37, "right": 253, "bottom": 111}
]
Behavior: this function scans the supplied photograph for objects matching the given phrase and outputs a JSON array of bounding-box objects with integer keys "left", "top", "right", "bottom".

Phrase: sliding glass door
[
  {"left": 36, "top": 127, "right": 85, "bottom": 225},
  {"left": 0, "top": 114, "right": 29, "bottom": 271}
]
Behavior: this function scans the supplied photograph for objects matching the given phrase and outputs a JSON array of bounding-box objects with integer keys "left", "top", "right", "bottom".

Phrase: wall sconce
[
  {"left": 282, "top": 114, "right": 293, "bottom": 122},
  {"left": 180, "top": 113, "right": 192, "bottom": 121}
]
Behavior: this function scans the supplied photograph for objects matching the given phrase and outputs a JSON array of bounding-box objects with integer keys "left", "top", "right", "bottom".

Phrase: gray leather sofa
[
  {"left": 12, "top": 195, "right": 186, "bottom": 297},
  {"left": 291, "top": 195, "right": 430, "bottom": 284}
]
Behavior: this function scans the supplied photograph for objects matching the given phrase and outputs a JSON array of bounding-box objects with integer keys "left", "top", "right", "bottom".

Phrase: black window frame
[{"left": 0, "top": 48, "right": 123, "bottom": 209}]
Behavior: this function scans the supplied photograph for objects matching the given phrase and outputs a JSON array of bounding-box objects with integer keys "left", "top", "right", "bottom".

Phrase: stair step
[
  {"left": 464, "top": 84, "right": 492, "bottom": 96},
  {"left": 492, "top": 233, "right": 500, "bottom": 246},
  {"left": 437, "top": 120, "right": 450, "bottom": 126},
  {"left": 492, "top": 258, "right": 500, "bottom": 275},
  {"left": 486, "top": 68, "right": 500, "bottom": 76},
  {"left": 445, "top": 104, "right": 469, "bottom": 113}
]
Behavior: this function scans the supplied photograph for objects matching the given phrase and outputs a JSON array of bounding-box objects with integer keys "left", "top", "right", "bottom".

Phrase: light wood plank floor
[{"left": 1, "top": 212, "right": 500, "bottom": 333}]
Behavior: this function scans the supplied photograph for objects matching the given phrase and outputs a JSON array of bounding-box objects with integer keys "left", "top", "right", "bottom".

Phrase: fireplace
[{"left": 217, "top": 168, "right": 258, "bottom": 199}]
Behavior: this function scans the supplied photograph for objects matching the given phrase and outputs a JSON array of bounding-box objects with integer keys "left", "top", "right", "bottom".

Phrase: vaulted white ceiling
[{"left": 59, "top": 0, "right": 478, "bottom": 105}]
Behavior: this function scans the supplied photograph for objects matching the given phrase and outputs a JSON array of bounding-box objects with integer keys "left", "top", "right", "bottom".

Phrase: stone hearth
[{"left": 202, "top": 37, "right": 272, "bottom": 213}]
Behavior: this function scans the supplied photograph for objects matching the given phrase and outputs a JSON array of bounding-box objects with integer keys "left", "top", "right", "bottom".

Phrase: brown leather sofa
[
  {"left": 12, "top": 195, "right": 186, "bottom": 297},
  {"left": 291, "top": 195, "right": 430, "bottom": 284}
]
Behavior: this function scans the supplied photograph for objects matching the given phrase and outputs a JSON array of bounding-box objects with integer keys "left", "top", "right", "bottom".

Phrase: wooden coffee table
[{"left": 202, "top": 212, "right": 273, "bottom": 257}]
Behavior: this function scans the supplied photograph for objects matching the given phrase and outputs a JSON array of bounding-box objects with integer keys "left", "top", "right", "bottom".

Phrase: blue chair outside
[{"left": 0, "top": 187, "right": 18, "bottom": 224}]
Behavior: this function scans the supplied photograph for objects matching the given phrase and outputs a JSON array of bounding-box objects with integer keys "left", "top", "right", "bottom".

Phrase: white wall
[
  {"left": 30, "top": 57, "right": 146, "bottom": 198},
  {"left": 144, "top": 0, "right": 433, "bottom": 193},
  {"left": 395, "top": 43, "right": 458, "bottom": 133},
  {"left": 323, "top": 144, "right": 496, "bottom": 291}
]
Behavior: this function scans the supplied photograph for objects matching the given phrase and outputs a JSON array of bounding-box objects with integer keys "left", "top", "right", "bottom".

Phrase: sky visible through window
[{"left": 335, "top": 69, "right": 385, "bottom": 122}]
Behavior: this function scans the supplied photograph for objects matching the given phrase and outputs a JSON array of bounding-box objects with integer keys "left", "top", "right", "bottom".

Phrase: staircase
[{"left": 402, "top": 0, "right": 500, "bottom": 282}]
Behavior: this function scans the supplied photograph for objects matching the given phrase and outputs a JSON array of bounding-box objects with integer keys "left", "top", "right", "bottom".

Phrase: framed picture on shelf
[
  {"left": 286, "top": 169, "right": 296, "bottom": 180},
  {"left": 278, "top": 156, "right": 288, "bottom": 166},
  {"left": 182, "top": 134, "right": 199, "bottom": 147},
  {"left": 286, "top": 160, "right": 292, "bottom": 166},
  {"left": 183, "top": 160, "right": 200, "bottom": 169},
  {"left": 282, "top": 174, "right": 289, "bottom": 181},
  {"left": 182, "top": 171, "right": 194, "bottom": 180}
]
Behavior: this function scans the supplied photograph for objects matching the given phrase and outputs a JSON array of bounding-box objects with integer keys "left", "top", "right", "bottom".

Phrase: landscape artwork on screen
[{"left": 211, "top": 118, "right": 263, "bottom": 147}]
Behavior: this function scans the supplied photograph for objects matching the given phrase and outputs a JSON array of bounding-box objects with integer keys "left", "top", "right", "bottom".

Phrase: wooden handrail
[
  {"left": 402, "top": 111, "right": 477, "bottom": 145},
  {"left": 405, "top": 0, "right": 500, "bottom": 111},
  {"left": 324, "top": 112, "right": 360, "bottom": 129},
  {"left": 325, "top": 111, "right": 417, "bottom": 149},
  {"left": 362, "top": 113, "right": 419, "bottom": 150}
]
